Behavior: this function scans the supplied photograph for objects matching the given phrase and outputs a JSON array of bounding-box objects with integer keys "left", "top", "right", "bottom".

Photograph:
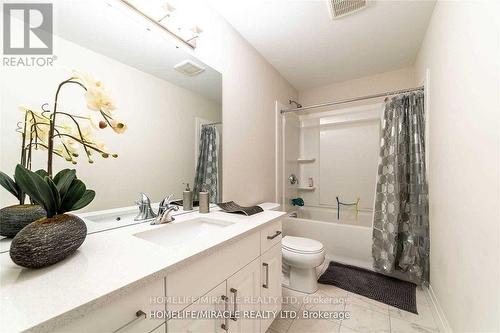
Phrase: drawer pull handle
[
  {"left": 112, "top": 310, "right": 146, "bottom": 333},
  {"left": 230, "top": 288, "right": 238, "bottom": 321},
  {"left": 263, "top": 263, "right": 269, "bottom": 289},
  {"left": 267, "top": 231, "right": 282, "bottom": 240},
  {"left": 221, "top": 295, "right": 229, "bottom": 331}
]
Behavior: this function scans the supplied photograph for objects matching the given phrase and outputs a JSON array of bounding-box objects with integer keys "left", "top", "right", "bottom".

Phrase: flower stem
[
  {"left": 53, "top": 133, "right": 111, "bottom": 155},
  {"left": 47, "top": 80, "right": 86, "bottom": 176},
  {"left": 56, "top": 112, "right": 91, "bottom": 158}
]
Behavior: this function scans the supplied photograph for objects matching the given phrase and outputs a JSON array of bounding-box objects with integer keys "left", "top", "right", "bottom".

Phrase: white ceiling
[
  {"left": 210, "top": 0, "right": 435, "bottom": 90},
  {"left": 53, "top": 0, "right": 222, "bottom": 103}
]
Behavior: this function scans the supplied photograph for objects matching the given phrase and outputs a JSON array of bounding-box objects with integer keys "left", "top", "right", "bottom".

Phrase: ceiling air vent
[
  {"left": 174, "top": 60, "right": 205, "bottom": 76},
  {"left": 328, "top": 0, "right": 368, "bottom": 19}
]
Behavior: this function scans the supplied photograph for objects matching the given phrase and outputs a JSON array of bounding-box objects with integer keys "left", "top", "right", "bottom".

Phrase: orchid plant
[{"left": 17, "top": 71, "right": 127, "bottom": 177}]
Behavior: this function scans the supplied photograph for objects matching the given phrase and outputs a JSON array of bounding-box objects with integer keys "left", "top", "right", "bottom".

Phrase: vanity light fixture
[
  {"left": 158, "top": 2, "right": 176, "bottom": 22},
  {"left": 118, "top": 0, "right": 201, "bottom": 49}
]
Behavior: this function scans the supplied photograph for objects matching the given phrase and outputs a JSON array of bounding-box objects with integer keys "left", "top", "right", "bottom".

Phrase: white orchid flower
[
  {"left": 85, "top": 87, "right": 116, "bottom": 115},
  {"left": 110, "top": 119, "right": 127, "bottom": 134}
]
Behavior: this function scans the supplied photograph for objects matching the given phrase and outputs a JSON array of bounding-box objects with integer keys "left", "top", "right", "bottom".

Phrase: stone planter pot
[
  {"left": 10, "top": 214, "right": 87, "bottom": 269},
  {"left": 0, "top": 205, "right": 46, "bottom": 238}
]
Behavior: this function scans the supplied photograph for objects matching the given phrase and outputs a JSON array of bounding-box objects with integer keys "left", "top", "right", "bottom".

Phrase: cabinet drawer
[
  {"left": 260, "top": 219, "right": 282, "bottom": 253},
  {"left": 52, "top": 278, "right": 165, "bottom": 333},
  {"left": 166, "top": 231, "right": 260, "bottom": 312}
]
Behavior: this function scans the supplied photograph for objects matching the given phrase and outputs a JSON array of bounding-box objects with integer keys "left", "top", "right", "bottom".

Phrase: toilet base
[{"left": 289, "top": 267, "right": 318, "bottom": 294}]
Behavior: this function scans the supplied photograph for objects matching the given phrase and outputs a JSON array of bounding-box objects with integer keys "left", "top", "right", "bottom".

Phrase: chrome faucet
[
  {"left": 134, "top": 193, "right": 157, "bottom": 221},
  {"left": 151, "top": 206, "right": 178, "bottom": 225},
  {"left": 151, "top": 194, "right": 179, "bottom": 225}
]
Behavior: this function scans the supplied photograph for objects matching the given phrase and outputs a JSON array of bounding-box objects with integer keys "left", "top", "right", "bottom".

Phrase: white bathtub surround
[
  {"left": 280, "top": 103, "right": 382, "bottom": 215},
  {"left": 268, "top": 285, "right": 439, "bottom": 333},
  {"left": 0, "top": 206, "right": 285, "bottom": 332}
]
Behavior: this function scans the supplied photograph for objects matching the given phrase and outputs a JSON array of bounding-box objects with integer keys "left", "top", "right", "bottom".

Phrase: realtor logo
[{"left": 3, "top": 3, "right": 53, "bottom": 55}]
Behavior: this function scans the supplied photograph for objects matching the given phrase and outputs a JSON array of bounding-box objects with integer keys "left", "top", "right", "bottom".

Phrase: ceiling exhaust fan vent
[
  {"left": 174, "top": 60, "right": 205, "bottom": 76},
  {"left": 328, "top": 0, "right": 368, "bottom": 19}
]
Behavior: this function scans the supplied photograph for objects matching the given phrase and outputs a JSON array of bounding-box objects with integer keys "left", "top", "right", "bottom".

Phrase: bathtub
[{"left": 283, "top": 205, "right": 374, "bottom": 270}]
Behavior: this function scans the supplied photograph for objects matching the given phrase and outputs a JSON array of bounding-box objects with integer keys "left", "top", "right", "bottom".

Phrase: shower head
[{"left": 289, "top": 100, "right": 302, "bottom": 108}]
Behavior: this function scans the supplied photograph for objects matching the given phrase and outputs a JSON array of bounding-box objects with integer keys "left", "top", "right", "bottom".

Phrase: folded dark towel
[{"left": 216, "top": 201, "right": 264, "bottom": 216}]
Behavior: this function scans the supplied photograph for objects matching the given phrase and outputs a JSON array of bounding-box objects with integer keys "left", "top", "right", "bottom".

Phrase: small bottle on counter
[
  {"left": 183, "top": 183, "right": 193, "bottom": 211},
  {"left": 199, "top": 184, "right": 210, "bottom": 214},
  {"left": 308, "top": 177, "right": 314, "bottom": 187}
]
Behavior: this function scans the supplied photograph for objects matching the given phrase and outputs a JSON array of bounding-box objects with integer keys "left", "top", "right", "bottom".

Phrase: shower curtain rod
[{"left": 281, "top": 86, "right": 424, "bottom": 114}]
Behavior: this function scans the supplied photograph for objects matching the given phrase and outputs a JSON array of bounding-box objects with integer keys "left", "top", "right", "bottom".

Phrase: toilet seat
[{"left": 282, "top": 236, "right": 323, "bottom": 254}]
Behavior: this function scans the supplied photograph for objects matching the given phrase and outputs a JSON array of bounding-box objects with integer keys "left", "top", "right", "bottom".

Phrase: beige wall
[
  {"left": 193, "top": 5, "right": 298, "bottom": 205},
  {"left": 299, "top": 67, "right": 415, "bottom": 106},
  {"left": 0, "top": 35, "right": 221, "bottom": 211},
  {"left": 414, "top": 1, "right": 500, "bottom": 332}
]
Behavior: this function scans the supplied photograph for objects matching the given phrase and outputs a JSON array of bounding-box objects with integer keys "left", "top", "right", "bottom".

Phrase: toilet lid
[{"left": 282, "top": 236, "right": 323, "bottom": 254}]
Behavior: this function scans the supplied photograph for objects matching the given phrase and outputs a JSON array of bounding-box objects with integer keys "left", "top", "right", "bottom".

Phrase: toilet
[{"left": 282, "top": 236, "right": 325, "bottom": 294}]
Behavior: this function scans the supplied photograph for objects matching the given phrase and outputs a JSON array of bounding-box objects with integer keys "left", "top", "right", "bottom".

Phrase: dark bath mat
[{"left": 318, "top": 261, "right": 418, "bottom": 314}]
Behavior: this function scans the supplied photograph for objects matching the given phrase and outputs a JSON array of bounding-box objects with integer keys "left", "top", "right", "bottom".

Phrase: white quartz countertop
[{"left": 0, "top": 204, "right": 284, "bottom": 333}]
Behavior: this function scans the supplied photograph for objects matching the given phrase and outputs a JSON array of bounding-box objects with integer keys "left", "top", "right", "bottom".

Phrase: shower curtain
[
  {"left": 194, "top": 125, "right": 219, "bottom": 203},
  {"left": 372, "top": 91, "right": 429, "bottom": 285}
]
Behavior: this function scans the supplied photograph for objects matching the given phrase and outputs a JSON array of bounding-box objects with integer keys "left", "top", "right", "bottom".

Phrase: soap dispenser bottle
[
  {"left": 183, "top": 183, "right": 193, "bottom": 211},
  {"left": 199, "top": 184, "right": 210, "bottom": 214}
]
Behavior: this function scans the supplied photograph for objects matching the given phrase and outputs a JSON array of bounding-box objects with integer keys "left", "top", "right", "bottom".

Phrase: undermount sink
[
  {"left": 133, "top": 218, "right": 235, "bottom": 248},
  {"left": 84, "top": 209, "right": 140, "bottom": 224},
  {"left": 80, "top": 207, "right": 158, "bottom": 234}
]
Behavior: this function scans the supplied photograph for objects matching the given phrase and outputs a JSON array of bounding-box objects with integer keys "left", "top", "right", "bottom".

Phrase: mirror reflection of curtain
[
  {"left": 194, "top": 126, "right": 219, "bottom": 203},
  {"left": 372, "top": 91, "right": 429, "bottom": 285}
]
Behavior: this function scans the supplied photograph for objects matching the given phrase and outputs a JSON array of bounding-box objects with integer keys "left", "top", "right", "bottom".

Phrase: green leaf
[
  {"left": 45, "top": 176, "right": 61, "bottom": 213},
  {"left": 34, "top": 169, "right": 49, "bottom": 178},
  {"left": 14, "top": 164, "right": 54, "bottom": 216},
  {"left": 70, "top": 190, "right": 95, "bottom": 211},
  {"left": 59, "top": 179, "right": 86, "bottom": 213},
  {"left": 0, "top": 171, "right": 20, "bottom": 199},
  {"left": 53, "top": 169, "right": 76, "bottom": 199}
]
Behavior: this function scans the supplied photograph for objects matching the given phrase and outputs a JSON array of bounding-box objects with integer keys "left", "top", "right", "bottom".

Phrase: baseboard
[{"left": 426, "top": 284, "right": 452, "bottom": 333}]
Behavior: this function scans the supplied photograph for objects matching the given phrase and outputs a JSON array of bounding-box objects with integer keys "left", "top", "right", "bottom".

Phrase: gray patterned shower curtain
[
  {"left": 372, "top": 91, "right": 429, "bottom": 285},
  {"left": 194, "top": 126, "right": 219, "bottom": 203}
]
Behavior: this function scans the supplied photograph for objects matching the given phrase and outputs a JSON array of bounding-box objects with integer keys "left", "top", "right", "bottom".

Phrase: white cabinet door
[
  {"left": 167, "top": 281, "right": 227, "bottom": 333},
  {"left": 226, "top": 258, "right": 261, "bottom": 333},
  {"left": 52, "top": 278, "right": 165, "bottom": 333},
  {"left": 260, "top": 243, "right": 282, "bottom": 333},
  {"left": 167, "top": 232, "right": 260, "bottom": 312}
]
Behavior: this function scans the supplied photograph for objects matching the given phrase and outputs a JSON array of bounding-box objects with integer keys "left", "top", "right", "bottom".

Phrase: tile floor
[{"left": 268, "top": 261, "right": 440, "bottom": 333}]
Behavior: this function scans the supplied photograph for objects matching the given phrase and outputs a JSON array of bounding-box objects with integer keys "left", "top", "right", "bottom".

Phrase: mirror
[{"left": 0, "top": 1, "right": 222, "bottom": 229}]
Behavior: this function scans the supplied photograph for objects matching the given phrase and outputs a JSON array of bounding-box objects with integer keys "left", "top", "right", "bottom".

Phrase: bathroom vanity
[{"left": 0, "top": 205, "right": 284, "bottom": 333}]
